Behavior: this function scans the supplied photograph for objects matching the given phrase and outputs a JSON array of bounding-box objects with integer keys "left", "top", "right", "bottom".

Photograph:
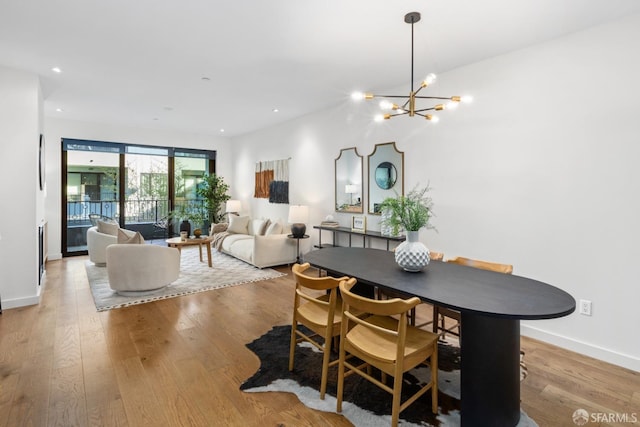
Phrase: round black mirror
[{"left": 375, "top": 161, "right": 397, "bottom": 189}]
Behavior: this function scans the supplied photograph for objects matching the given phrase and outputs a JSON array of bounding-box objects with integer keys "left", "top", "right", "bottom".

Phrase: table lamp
[
  {"left": 345, "top": 184, "right": 358, "bottom": 205},
  {"left": 226, "top": 200, "right": 241, "bottom": 216},
  {"left": 288, "top": 205, "right": 309, "bottom": 238}
]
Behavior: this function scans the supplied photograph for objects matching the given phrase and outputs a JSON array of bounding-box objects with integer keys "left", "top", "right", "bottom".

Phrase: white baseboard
[
  {"left": 48, "top": 253, "right": 62, "bottom": 261},
  {"left": 521, "top": 324, "right": 639, "bottom": 372},
  {"left": 1, "top": 272, "right": 46, "bottom": 311},
  {"left": 1, "top": 294, "right": 41, "bottom": 310}
]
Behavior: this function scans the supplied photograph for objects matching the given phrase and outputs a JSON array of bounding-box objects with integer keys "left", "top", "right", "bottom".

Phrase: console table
[{"left": 313, "top": 225, "right": 405, "bottom": 251}]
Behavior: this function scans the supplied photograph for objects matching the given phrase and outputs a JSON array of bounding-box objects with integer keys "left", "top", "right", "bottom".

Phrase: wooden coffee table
[{"left": 166, "top": 236, "right": 213, "bottom": 267}]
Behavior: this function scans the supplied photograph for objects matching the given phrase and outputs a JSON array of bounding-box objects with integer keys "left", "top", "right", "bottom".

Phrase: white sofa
[
  {"left": 106, "top": 244, "right": 180, "bottom": 294},
  {"left": 211, "top": 216, "right": 297, "bottom": 268}
]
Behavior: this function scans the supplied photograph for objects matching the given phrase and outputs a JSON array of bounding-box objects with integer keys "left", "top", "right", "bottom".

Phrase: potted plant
[
  {"left": 196, "top": 173, "right": 231, "bottom": 225},
  {"left": 169, "top": 204, "right": 207, "bottom": 237},
  {"left": 379, "top": 184, "right": 435, "bottom": 272}
]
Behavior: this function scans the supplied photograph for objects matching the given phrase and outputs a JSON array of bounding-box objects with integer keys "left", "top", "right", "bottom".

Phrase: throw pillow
[
  {"left": 248, "top": 218, "right": 270, "bottom": 236},
  {"left": 97, "top": 219, "right": 119, "bottom": 236},
  {"left": 209, "top": 222, "right": 229, "bottom": 236},
  {"left": 262, "top": 218, "right": 271, "bottom": 234},
  {"left": 117, "top": 228, "right": 145, "bottom": 244},
  {"left": 265, "top": 220, "right": 283, "bottom": 235},
  {"left": 227, "top": 215, "right": 250, "bottom": 234}
]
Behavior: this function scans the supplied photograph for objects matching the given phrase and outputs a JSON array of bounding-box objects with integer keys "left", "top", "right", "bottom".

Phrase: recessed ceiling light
[
  {"left": 272, "top": 108, "right": 279, "bottom": 113},
  {"left": 202, "top": 77, "right": 211, "bottom": 81},
  {"left": 220, "top": 128, "right": 225, "bottom": 133},
  {"left": 52, "top": 67, "right": 61, "bottom": 73},
  {"left": 56, "top": 108, "right": 64, "bottom": 112},
  {"left": 163, "top": 106, "right": 173, "bottom": 111}
]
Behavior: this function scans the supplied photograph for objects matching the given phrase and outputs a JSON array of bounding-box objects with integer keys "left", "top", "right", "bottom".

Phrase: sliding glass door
[
  {"left": 63, "top": 143, "right": 120, "bottom": 255},
  {"left": 122, "top": 146, "right": 170, "bottom": 239},
  {"left": 62, "top": 140, "right": 216, "bottom": 257}
]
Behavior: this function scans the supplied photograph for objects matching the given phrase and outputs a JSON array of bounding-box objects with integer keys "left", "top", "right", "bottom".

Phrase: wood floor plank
[
  {"left": 112, "top": 356, "right": 170, "bottom": 426},
  {"left": 4, "top": 353, "right": 52, "bottom": 427},
  {"left": 0, "top": 256, "right": 637, "bottom": 427}
]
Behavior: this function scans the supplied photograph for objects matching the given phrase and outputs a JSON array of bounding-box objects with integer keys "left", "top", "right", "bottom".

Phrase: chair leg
[
  {"left": 336, "top": 337, "right": 346, "bottom": 412},
  {"left": 391, "top": 373, "right": 403, "bottom": 427},
  {"left": 319, "top": 329, "right": 333, "bottom": 400},
  {"left": 288, "top": 322, "right": 298, "bottom": 371},
  {"left": 432, "top": 307, "right": 439, "bottom": 334},
  {"left": 431, "top": 344, "right": 439, "bottom": 414},
  {"left": 440, "top": 314, "right": 447, "bottom": 338}
]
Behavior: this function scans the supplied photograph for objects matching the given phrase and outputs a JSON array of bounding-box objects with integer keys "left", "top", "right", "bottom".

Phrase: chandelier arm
[
  {"left": 371, "top": 95, "right": 411, "bottom": 99},
  {"left": 390, "top": 111, "right": 411, "bottom": 118},
  {"left": 413, "top": 107, "right": 437, "bottom": 113},
  {"left": 414, "top": 96, "right": 455, "bottom": 100}
]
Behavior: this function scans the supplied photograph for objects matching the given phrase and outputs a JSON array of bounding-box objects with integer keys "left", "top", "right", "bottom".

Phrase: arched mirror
[
  {"left": 368, "top": 142, "right": 404, "bottom": 214},
  {"left": 335, "top": 147, "right": 363, "bottom": 213}
]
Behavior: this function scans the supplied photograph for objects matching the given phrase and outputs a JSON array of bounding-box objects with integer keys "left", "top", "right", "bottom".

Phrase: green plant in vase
[
  {"left": 379, "top": 184, "right": 434, "bottom": 234},
  {"left": 379, "top": 184, "right": 435, "bottom": 271}
]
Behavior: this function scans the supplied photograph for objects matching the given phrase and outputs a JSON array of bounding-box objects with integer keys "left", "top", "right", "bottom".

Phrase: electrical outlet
[{"left": 579, "top": 299, "right": 592, "bottom": 316}]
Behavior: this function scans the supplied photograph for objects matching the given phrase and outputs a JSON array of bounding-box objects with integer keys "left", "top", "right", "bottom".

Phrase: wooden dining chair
[
  {"left": 379, "top": 250, "right": 444, "bottom": 326},
  {"left": 433, "top": 256, "right": 513, "bottom": 338},
  {"left": 289, "top": 263, "right": 350, "bottom": 400},
  {"left": 337, "top": 278, "right": 439, "bottom": 427}
]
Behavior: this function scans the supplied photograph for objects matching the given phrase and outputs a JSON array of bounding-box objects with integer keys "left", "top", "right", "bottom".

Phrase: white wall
[
  {"left": 230, "top": 15, "right": 640, "bottom": 370},
  {"left": 0, "top": 66, "right": 42, "bottom": 308},
  {"left": 44, "top": 118, "right": 233, "bottom": 259}
]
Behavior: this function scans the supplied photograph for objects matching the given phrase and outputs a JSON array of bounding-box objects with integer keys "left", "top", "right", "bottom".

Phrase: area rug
[
  {"left": 85, "top": 247, "right": 285, "bottom": 311},
  {"left": 241, "top": 325, "right": 537, "bottom": 427}
]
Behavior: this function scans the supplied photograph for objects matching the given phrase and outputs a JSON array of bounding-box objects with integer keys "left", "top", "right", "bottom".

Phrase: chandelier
[{"left": 352, "top": 12, "right": 471, "bottom": 122}]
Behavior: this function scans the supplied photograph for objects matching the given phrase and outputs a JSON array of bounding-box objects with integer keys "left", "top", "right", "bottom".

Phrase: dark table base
[{"left": 461, "top": 312, "right": 520, "bottom": 427}]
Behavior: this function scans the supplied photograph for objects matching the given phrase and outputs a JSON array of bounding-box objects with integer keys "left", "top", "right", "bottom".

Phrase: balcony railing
[
  {"left": 66, "top": 199, "right": 207, "bottom": 250},
  {"left": 66, "top": 199, "right": 206, "bottom": 225}
]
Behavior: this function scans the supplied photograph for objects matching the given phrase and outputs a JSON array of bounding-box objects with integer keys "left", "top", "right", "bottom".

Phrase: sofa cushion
[
  {"left": 117, "top": 228, "right": 145, "bottom": 244},
  {"left": 265, "top": 220, "right": 283, "bottom": 235},
  {"left": 98, "top": 219, "right": 119, "bottom": 236},
  {"left": 248, "top": 218, "right": 270, "bottom": 236},
  {"left": 220, "top": 234, "right": 253, "bottom": 252},
  {"left": 227, "top": 215, "right": 250, "bottom": 234},
  {"left": 226, "top": 237, "right": 254, "bottom": 262}
]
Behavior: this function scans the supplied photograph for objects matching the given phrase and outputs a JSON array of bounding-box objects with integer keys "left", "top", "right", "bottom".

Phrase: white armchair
[
  {"left": 106, "top": 244, "right": 180, "bottom": 295},
  {"left": 87, "top": 226, "right": 117, "bottom": 266},
  {"left": 87, "top": 225, "right": 139, "bottom": 265}
]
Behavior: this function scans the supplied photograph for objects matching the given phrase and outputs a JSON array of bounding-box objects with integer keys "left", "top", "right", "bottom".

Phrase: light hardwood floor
[{"left": 0, "top": 257, "right": 638, "bottom": 427}]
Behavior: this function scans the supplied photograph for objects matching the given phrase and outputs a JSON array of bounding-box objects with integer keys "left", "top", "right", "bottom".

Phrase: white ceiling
[{"left": 2, "top": 0, "right": 640, "bottom": 138}]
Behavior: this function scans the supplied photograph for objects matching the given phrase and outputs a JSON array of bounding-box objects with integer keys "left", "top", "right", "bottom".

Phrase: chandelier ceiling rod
[{"left": 408, "top": 11, "right": 418, "bottom": 95}]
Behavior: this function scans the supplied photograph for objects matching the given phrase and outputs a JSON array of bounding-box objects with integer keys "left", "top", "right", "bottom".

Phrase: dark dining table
[{"left": 303, "top": 247, "right": 575, "bottom": 427}]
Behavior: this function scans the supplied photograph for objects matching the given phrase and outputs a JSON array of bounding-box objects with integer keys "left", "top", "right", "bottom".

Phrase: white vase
[{"left": 394, "top": 230, "right": 430, "bottom": 272}]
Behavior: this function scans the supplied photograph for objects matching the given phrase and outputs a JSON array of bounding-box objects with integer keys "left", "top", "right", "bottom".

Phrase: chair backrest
[
  {"left": 292, "top": 263, "right": 348, "bottom": 292},
  {"left": 292, "top": 263, "right": 349, "bottom": 316},
  {"left": 446, "top": 256, "right": 513, "bottom": 274},
  {"left": 339, "top": 278, "right": 421, "bottom": 319}
]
